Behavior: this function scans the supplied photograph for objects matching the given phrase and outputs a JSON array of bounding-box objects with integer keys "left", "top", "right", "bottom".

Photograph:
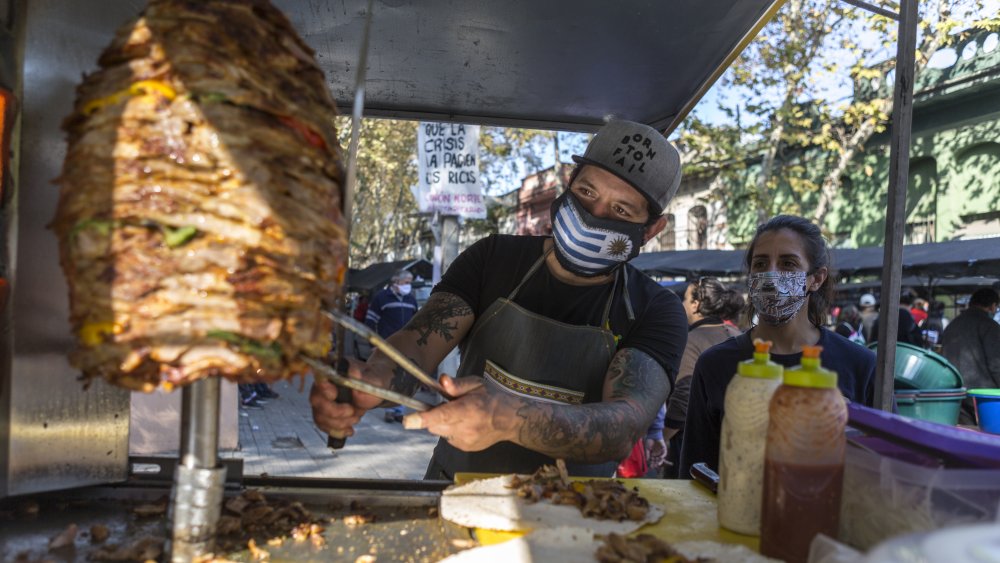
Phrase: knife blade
[{"left": 302, "top": 355, "right": 434, "bottom": 413}]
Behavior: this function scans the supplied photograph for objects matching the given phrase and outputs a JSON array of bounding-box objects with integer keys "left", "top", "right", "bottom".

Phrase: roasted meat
[
  {"left": 52, "top": 0, "right": 347, "bottom": 390},
  {"left": 507, "top": 461, "right": 653, "bottom": 522}
]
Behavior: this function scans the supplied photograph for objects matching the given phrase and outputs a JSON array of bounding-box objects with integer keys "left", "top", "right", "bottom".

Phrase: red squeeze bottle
[{"left": 759, "top": 345, "right": 847, "bottom": 563}]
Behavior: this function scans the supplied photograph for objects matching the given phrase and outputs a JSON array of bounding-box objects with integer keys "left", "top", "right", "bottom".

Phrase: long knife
[
  {"left": 326, "top": 310, "right": 452, "bottom": 398},
  {"left": 302, "top": 356, "right": 434, "bottom": 412}
]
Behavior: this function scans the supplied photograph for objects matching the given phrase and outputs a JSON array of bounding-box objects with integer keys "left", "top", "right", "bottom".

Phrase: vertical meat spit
[{"left": 167, "top": 378, "right": 226, "bottom": 561}]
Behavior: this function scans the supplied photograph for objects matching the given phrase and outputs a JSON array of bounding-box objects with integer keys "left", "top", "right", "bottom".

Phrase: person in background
[
  {"left": 835, "top": 304, "right": 866, "bottom": 345},
  {"left": 858, "top": 293, "right": 878, "bottom": 343},
  {"left": 651, "top": 277, "right": 741, "bottom": 478},
  {"left": 941, "top": 288, "right": 1000, "bottom": 425},
  {"left": 678, "top": 215, "right": 876, "bottom": 478},
  {"left": 871, "top": 289, "right": 923, "bottom": 346},
  {"left": 922, "top": 300, "right": 948, "bottom": 350},
  {"left": 720, "top": 289, "right": 747, "bottom": 331},
  {"left": 994, "top": 282, "right": 1000, "bottom": 325},
  {"left": 365, "top": 269, "right": 419, "bottom": 422},
  {"left": 911, "top": 297, "right": 929, "bottom": 327}
]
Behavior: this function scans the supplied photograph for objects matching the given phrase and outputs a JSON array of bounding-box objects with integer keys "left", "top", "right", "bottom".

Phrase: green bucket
[
  {"left": 893, "top": 388, "right": 966, "bottom": 426},
  {"left": 870, "top": 342, "right": 964, "bottom": 390}
]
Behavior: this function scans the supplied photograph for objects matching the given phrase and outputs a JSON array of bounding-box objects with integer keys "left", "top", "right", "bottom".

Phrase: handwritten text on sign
[{"left": 415, "top": 122, "right": 486, "bottom": 218}]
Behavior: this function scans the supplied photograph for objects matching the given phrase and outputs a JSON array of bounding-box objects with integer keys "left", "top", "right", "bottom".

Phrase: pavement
[{"left": 233, "top": 374, "right": 441, "bottom": 481}]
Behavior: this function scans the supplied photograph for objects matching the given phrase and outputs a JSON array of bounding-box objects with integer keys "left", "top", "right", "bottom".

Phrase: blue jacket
[{"left": 365, "top": 287, "right": 419, "bottom": 338}]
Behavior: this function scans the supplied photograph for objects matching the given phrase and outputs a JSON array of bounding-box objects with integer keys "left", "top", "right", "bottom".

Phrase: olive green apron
[{"left": 424, "top": 249, "right": 626, "bottom": 479}]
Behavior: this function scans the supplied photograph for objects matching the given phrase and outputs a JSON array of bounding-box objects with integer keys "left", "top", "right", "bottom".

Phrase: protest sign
[{"left": 415, "top": 122, "right": 486, "bottom": 219}]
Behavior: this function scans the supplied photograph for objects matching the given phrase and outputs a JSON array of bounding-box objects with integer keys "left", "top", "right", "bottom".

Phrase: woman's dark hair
[
  {"left": 837, "top": 304, "right": 862, "bottom": 331},
  {"left": 743, "top": 215, "right": 833, "bottom": 328},
  {"left": 928, "top": 300, "right": 946, "bottom": 318},
  {"left": 688, "top": 277, "right": 740, "bottom": 319},
  {"left": 720, "top": 288, "right": 746, "bottom": 323}
]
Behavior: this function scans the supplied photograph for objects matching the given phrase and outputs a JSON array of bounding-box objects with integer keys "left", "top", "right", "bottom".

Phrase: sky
[{"left": 479, "top": 0, "right": 1000, "bottom": 196}]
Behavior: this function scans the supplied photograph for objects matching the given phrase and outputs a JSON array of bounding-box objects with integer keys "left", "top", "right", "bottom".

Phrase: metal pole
[
  {"left": 874, "top": 0, "right": 918, "bottom": 412},
  {"left": 840, "top": 0, "right": 900, "bottom": 21},
  {"left": 335, "top": 0, "right": 375, "bottom": 364},
  {"left": 168, "top": 378, "right": 226, "bottom": 561},
  {"left": 327, "top": 0, "right": 375, "bottom": 449}
]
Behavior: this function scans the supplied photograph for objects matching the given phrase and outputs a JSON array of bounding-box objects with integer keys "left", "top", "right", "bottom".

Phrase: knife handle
[
  {"left": 327, "top": 358, "right": 353, "bottom": 450},
  {"left": 690, "top": 462, "right": 720, "bottom": 494}
]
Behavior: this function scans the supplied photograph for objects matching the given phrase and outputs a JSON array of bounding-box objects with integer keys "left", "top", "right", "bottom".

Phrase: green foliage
[
  {"left": 672, "top": 0, "right": 994, "bottom": 242},
  {"left": 336, "top": 118, "right": 557, "bottom": 266}
]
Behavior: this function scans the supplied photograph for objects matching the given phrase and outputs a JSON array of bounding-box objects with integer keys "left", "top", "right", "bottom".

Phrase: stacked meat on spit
[{"left": 53, "top": 0, "right": 348, "bottom": 391}]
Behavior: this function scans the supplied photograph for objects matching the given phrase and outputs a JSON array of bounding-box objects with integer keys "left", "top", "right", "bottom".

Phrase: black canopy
[
  {"left": 347, "top": 259, "right": 433, "bottom": 293},
  {"left": 633, "top": 238, "right": 1000, "bottom": 280}
]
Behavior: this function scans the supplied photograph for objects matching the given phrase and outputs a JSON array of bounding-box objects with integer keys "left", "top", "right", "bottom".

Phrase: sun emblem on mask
[{"left": 606, "top": 236, "right": 631, "bottom": 257}]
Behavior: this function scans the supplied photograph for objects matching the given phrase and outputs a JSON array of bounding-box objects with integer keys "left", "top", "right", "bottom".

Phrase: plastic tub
[
  {"left": 870, "top": 342, "right": 963, "bottom": 390},
  {"left": 894, "top": 388, "right": 966, "bottom": 426},
  {"left": 969, "top": 389, "right": 1000, "bottom": 435},
  {"left": 839, "top": 443, "right": 1000, "bottom": 550}
]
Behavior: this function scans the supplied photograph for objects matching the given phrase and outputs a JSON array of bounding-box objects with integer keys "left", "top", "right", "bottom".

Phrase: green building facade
[{"left": 688, "top": 29, "right": 1000, "bottom": 249}]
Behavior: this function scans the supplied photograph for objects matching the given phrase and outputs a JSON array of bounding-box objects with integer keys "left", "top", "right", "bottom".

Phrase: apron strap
[{"left": 507, "top": 247, "right": 553, "bottom": 300}]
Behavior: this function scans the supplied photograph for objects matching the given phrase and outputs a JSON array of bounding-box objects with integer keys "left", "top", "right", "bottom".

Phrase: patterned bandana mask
[
  {"left": 550, "top": 192, "right": 646, "bottom": 277},
  {"left": 748, "top": 271, "right": 809, "bottom": 325}
]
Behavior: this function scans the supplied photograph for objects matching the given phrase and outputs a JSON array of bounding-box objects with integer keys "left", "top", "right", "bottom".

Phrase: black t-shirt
[
  {"left": 677, "top": 328, "right": 876, "bottom": 478},
  {"left": 433, "top": 234, "right": 687, "bottom": 384}
]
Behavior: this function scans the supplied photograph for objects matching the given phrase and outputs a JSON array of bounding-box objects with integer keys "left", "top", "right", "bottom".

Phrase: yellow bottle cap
[
  {"left": 737, "top": 339, "right": 784, "bottom": 379},
  {"left": 783, "top": 345, "right": 838, "bottom": 389}
]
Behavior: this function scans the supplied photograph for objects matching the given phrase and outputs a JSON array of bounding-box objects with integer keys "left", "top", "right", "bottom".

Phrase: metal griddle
[{"left": 0, "top": 477, "right": 470, "bottom": 562}]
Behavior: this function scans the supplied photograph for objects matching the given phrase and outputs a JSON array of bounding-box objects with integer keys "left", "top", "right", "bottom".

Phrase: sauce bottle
[
  {"left": 717, "top": 339, "right": 783, "bottom": 535},
  {"left": 759, "top": 345, "right": 848, "bottom": 563}
]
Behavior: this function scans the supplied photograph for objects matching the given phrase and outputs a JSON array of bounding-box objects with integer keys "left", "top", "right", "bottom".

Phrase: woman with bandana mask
[
  {"left": 677, "top": 215, "right": 877, "bottom": 480},
  {"left": 310, "top": 120, "right": 689, "bottom": 479}
]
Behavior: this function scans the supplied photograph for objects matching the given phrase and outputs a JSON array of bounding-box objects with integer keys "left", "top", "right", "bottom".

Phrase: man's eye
[{"left": 613, "top": 205, "right": 630, "bottom": 217}]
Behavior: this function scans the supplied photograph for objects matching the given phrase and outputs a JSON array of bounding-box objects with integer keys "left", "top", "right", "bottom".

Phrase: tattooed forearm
[
  {"left": 378, "top": 358, "right": 423, "bottom": 407},
  {"left": 515, "top": 348, "right": 671, "bottom": 463},
  {"left": 403, "top": 293, "right": 473, "bottom": 346}
]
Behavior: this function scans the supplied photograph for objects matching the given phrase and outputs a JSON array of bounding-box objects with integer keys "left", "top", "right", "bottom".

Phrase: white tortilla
[
  {"left": 438, "top": 528, "right": 781, "bottom": 563},
  {"left": 438, "top": 527, "right": 601, "bottom": 563},
  {"left": 439, "top": 475, "right": 663, "bottom": 534}
]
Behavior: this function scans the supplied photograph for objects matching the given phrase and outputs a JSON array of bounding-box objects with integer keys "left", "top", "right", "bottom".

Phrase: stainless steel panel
[{"left": 4, "top": 0, "right": 136, "bottom": 497}]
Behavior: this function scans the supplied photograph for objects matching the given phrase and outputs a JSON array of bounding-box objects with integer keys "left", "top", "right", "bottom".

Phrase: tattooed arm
[
  {"left": 411, "top": 346, "right": 672, "bottom": 464},
  {"left": 362, "top": 291, "right": 476, "bottom": 395},
  {"left": 310, "top": 291, "right": 475, "bottom": 437},
  {"left": 514, "top": 347, "right": 671, "bottom": 462}
]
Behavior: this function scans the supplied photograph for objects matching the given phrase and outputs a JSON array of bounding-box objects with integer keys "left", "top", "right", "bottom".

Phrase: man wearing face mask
[
  {"left": 310, "top": 119, "right": 688, "bottom": 479},
  {"left": 365, "top": 269, "right": 420, "bottom": 422}
]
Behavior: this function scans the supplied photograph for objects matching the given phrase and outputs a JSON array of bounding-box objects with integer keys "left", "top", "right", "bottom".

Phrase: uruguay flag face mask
[{"left": 550, "top": 192, "right": 646, "bottom": 277}]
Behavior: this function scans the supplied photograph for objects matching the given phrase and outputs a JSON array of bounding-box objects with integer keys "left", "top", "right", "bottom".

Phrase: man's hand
[
  {"left": 309, "top": 358, "right": 386, "bottom": 438},
  {"left": 644, "top": 437, "right": 668, "bottom": 469},
  {"left": 403, "top": 376, "right": 517, "bottom": 451}
]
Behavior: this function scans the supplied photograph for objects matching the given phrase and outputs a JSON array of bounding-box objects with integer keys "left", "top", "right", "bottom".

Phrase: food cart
[{"left": 3, "top": 0, "right": 972, "bottom": 561}]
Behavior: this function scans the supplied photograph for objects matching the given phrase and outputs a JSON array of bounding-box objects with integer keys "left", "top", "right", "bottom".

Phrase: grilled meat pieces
[{"left": 53, "top": 0, "right": 347, "bottom": 390}]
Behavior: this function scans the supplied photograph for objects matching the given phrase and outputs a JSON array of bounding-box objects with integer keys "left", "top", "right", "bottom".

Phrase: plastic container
[
  {"left": 969, "top": 389, "right": 1000, "bottom": 434},
  {"left": 717, "top": 339, "right": 783, "bottom": 536},
  {"left": 760, "top": 346, "right": 847, "bottom": 563},
  {"left": 869, "top": 342, "right": 963, "bottom": 390},
  {"left": 839, "top": 443, "right": 1000, "bottom": 550},
  {"left": 893, "top": 388, "right": 966, "bottom": 426}
]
